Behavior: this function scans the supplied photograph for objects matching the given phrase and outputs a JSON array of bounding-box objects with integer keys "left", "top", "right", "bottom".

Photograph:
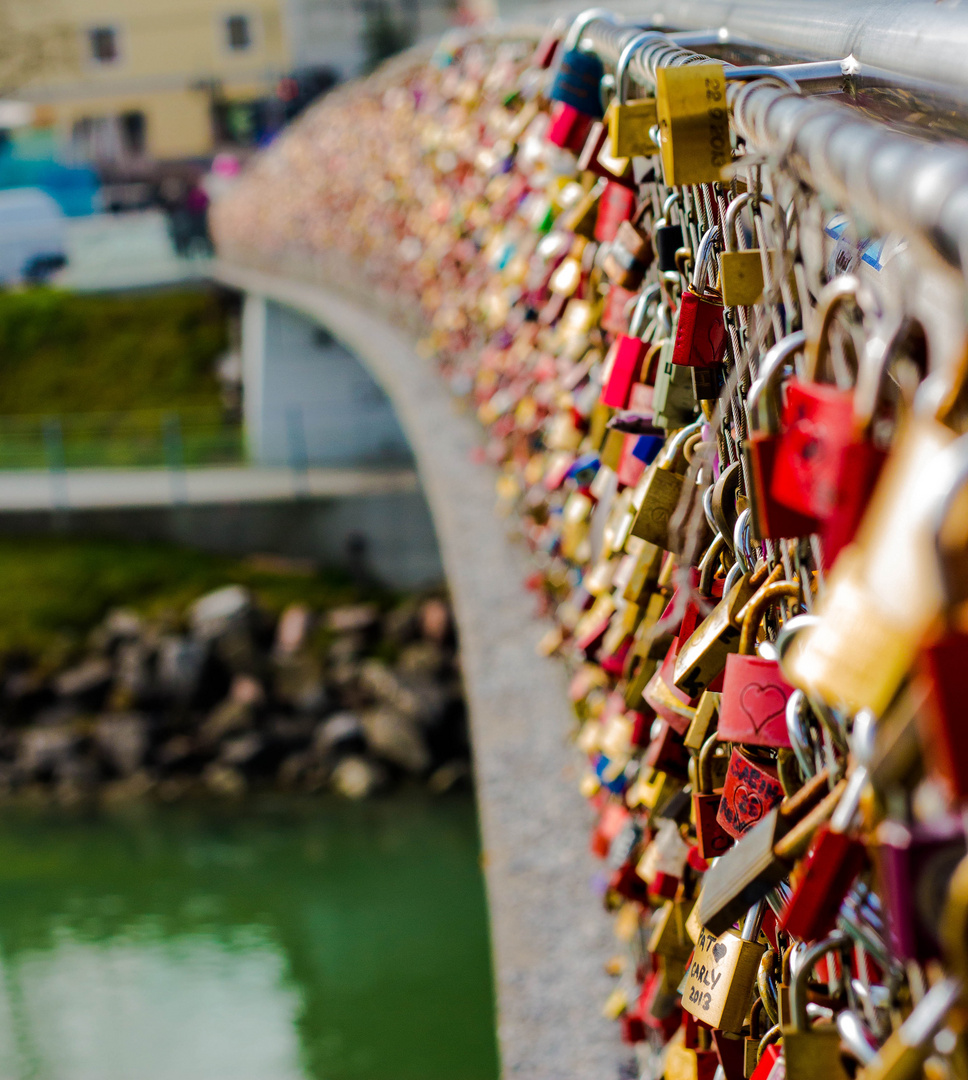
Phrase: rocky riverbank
[{"left": 0, "top": 586, "right": 470, "bottom": 804}]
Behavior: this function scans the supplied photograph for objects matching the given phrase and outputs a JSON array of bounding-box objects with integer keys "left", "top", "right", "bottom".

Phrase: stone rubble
[{"left": 0, "top": 588, "right": 471, "bottom": 805}]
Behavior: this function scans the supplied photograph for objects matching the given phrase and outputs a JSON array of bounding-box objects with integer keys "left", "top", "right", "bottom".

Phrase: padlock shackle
[
  {"left": 723, "top": 192, "right": 774, "bottom": 253},
  {"left": 698, "top": 531, "right": 726, "bottom": 596},
  {"left": 785, "top": 690, "right": 818, "bottom": 779},
  {"left": 802, "top": 273, "right": 877, "bottom": 384},
  {"left": 661, "top": 415, "right": 705, "bottom": 466},
  {"left": 747, "top": 331, "right": 808, "bottom": 434},
  {"left": 733, "top": 507, "right": 755, "bottom": 574},
  {"left": 661, "top": 191, "right": 681, "bottom": 220},
  {"left": 697, "top": 732, "right": 720, "bottom": 793},
  {"left": 853, "top": 314, "right": 923, "bottom": 430},
  {"left": 691, "top": 225, "right": 720, "bottom": 291},
  {"left": 738, "top": 580, "right": 800, "bottom": 655},
  {"left": 563, "top": 8, "right": 613, "bottom": 51},
  {"left": 616, "top": 32, "right": 664, "bottom": 105},
  {"left": 790, "top": 930, "right": 848, "bottom": 1032},
  {"left": 629, "top": 281, "right": 662, "bottom": 338},
  {"left": 742, "top": 898, "right": 767, "bottom": 943}
]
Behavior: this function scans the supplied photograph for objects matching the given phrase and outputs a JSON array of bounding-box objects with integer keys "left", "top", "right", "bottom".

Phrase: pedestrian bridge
[{"left": 211, "top": 261, "right": 619, "bottom": 1080}]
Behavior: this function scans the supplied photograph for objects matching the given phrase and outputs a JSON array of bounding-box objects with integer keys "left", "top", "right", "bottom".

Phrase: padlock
[
  {"left": 606, "top": 31, "right": 660, "bottom": 158},
  {"left": 743, "top": 999, "right": 768, "bottom": 1078},
  {"left": 653, "top": 335, "right": 700, "bottom": 430},
  {"left": 644, "top": 717, "right": 690, "bottom": 779},
  {"left": 855, "top": 977, "right": 964, "bottom": 1080},
  {"left": 548, "top": 14, "right": 605, "bottom": 119},
  {"left": 699, "top": 770, "right": 844, "bottom": 934},
  {"left": 599, "top": 287, "right": 654, "bottom": 408},
  {"left": 779, "top": 749, "right": 871, "bottom": 941},
  {"left": 684, "top": 690, "right": 721, "bottom": 753},
  {"left": 673, "top": 227, "right": 727, "bottom": 369},
  {"left": 719, "top": 192, "right": 771, "bottom": 308},
  {"left": 716, "top": 746, "right": 785, "bottom": 841},
  {"left": 654, "top": 60, "right": 730, "bottom": 186},
  {"left": 629, "top": 417, "right": 705, "bottom": 552},
  {"left": 594, "top": 180, "right": 637, "bottom": 242},
  {"left": 769, "top": 277, "right": 885, "bottom": 529},
  {"left": 783, "top": 376, "right": 968, "bottom": 715},
  {"left": 674, "top": 566, "right": 763, "bottom": 701},
  {"left": 874, "top": 815, "right": 966, "bottom": 963},
  {"left": 743, "top": 331, "right": 824, "bottom": 542},
  {"left": 546, "top": 100, "right": 596, "bottom": 153},
  {"left": 665, "top": 1024, "right": 720, "bottom": 1080},
  {"left": 692, "top": 734, "right": 733, "bottom": 861},
  {"left": 718, "top": 580, "right": 799, "bottom": 748},
  {"left": 682, "top": 901, "right": 767, "bottom": 1031},
  {"left": 603, "top": 218, "right": 654, "bottom": 290},
  {"left": 654, "top": 193, "right": 685, "bottom": 273},
  {"left": 781, "top": 933, "right": 851, "bottom": 1080}
]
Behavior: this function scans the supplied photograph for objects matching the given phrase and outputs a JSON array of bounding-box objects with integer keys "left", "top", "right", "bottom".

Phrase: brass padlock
[
  {"left": 781, "top": 932, "right": 850, "bottom": 1080},
  {"left": 673, "top": 564, "right": 771, "bottom": 699},
  {"left": 654, "top": 61, "right": 730, "bottom": 186},
  {"left": 630, "top": 418, "right": 704, "bottom": 551},
  {"left": 719, "top": 191, "right": 773, "bottom": 308},
  {"left": 682, "top": 901, "right": 768, "bottom": 1032},
  {"left": 607, "top": 32, "right": 660, "bottom": 158}
]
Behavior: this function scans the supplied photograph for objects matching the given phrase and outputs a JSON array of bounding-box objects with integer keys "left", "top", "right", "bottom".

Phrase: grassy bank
[
  {"left": 0, "top": 288, "right": 229, "bottom": 415},
  {"left": 0, "top": 536, "right": 387, "bottom": 664}
]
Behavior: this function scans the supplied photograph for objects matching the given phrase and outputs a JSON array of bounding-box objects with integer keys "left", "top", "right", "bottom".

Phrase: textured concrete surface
[{"left": 214, "top": 262, "right": 623, "bottom": 1080}]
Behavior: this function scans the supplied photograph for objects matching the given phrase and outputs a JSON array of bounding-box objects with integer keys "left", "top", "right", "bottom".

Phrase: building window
[
  {"left": 224, "top": 14, "right": 251, "bottom": 51},
  {"left": 88, "top": 26, "right": 119, "bottom": 64}
]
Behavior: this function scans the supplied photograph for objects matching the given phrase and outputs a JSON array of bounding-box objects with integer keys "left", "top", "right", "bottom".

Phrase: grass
[
  {"left": 0, "top": 288, "right": 229, "bottom": 415},
  {"left": 0, "top": 536, "right": 391, "bottom": 666}
]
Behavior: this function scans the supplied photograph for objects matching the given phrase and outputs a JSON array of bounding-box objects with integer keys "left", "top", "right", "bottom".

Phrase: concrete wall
[
  {"left": 0, "top": 488, "right": 443, "bottom": 590},
  {"left": 242, "top": 294, "right": 413, "bottom": 467}
]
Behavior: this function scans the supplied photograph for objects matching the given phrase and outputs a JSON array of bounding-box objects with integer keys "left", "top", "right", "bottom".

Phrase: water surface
[{"left": 0, "top": 794, "right": 498, "bottom": 1080}]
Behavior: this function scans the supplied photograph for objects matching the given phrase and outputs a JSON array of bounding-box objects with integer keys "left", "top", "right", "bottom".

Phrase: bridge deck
[{"left": 0, "top": 465, "right": 419, "bottom": 511}]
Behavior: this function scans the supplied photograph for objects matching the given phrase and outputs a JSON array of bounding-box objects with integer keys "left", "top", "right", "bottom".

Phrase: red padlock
[
  {"left": 672, "top": 228, "right": 726, "bottom": 369},
  {"left": 692, "top": 734, "right": 733, "bottom": 861},
  {"left": 769, "top": 278, "right": 888, "bottom": 554},
  {"left": 719, "top": 581, "right": 799, "bottom": 748},
  {"left": 546, "top": 100, "right": 594, "bottom": 153},
  {"left": 716, "top": 746, "right": 785, "bottom": 841},
  {"left": 600, "top": 287, "right": 654, "bottom": 408},
  {"left": 743, "top": 331, "right": 824, "bottom": 542},
  {"left": 779, "top": 762, "right": 869, "bottom": 940},
  {"left": 594, "top": 180, "right": 637, "bottom": 243}
]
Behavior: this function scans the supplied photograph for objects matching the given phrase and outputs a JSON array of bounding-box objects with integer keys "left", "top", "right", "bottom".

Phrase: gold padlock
[
  {"left": 719, "top": 191, "right": 773, "bottom": 308},
  {"left": 682, "top": 902, "right": 768, "bottom": 1032},
  {"left": 673, "top": 564, "right": 772, "bottom": 699},
  {"left": 630, "top": 418, "right": 704, "bottom": 551},
  {"left": 606, "top": 31, "right": 661, "bottom": 158},
  {"left": 781, "top": 933, "right": 850, "bottom": 1080},
  {"left": 655, "top": 61, "right": 730, "bottom": 186}
]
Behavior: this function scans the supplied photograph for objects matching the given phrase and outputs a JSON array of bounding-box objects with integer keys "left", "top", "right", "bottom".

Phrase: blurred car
[{"left": 0, "top": 188, "right": 68, "bottom": 284}]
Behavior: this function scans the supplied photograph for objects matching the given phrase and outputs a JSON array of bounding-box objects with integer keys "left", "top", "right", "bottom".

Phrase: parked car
[{"left": 0, "top": 188, "right": 68, "bottom": 284}]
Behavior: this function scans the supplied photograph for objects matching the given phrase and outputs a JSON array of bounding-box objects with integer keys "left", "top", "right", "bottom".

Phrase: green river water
[{"left": 0, "top": 794, "right": 498, "bottom": 1080}]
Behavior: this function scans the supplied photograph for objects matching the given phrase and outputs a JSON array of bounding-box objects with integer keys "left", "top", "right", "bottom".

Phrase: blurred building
[{"left": 8, "top": 0, "right": 456, "bottom": 174}]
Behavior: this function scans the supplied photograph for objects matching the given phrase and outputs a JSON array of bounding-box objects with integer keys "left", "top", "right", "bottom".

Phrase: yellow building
[{"left": 12, "top": 0, "right": 291, "bottom": 162}]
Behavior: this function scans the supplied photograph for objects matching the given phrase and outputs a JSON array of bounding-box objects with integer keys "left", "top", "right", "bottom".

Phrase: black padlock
[{"left": 655, "top": 220, "right": 684, "bottom": 273}]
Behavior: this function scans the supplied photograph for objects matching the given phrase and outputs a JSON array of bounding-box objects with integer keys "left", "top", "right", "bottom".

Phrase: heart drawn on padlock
[
  {"left": 732, "top": 784, "right": 763, "bottom": 830},
  {"left": 738, "top": 682, "right": 788, "bottom": 735},
  {"left": 711, "top": 941, "right": 728, "bottom": 963}
]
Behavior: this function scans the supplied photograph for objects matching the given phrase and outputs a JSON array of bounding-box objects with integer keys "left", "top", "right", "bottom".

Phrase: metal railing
[{"left": 0, "top": 407, "right": 244, "bottom": 471}]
